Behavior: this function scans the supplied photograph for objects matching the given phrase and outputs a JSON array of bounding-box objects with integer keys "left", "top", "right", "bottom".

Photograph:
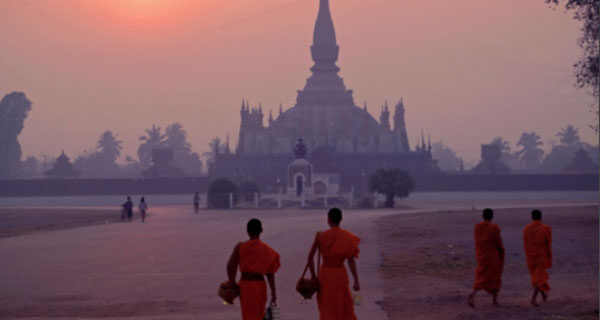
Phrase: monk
[
  {"left": 468, "top": 208, "right": 505, "bottom": 307},
  {"left": 226, "top": 218, "right": 281, "bottom": 320},
  {"left": 307, "top": 208, "right": 360, "bottom": 320},
  {"left": 523, "top": 209, "right": 552, "bottom": 306}
]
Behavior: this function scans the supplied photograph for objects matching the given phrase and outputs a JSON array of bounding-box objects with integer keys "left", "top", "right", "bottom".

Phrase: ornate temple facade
[
  {"left": 210, "top": 0, "right": 439, "bottom": 194},
  {"left": 236, "top": 0, "right": 409, "bottom": 155}
]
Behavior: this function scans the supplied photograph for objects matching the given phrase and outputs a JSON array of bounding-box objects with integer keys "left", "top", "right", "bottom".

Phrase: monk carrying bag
[{"left": 295, "top": 246, "right": 320, "bottom": 300}]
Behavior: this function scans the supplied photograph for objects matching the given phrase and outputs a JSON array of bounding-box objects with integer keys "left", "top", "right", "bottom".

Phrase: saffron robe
[
  {"left": 523, "top": 221, "right": 552, "bottom": 292},
  {"left": 473, "top": 221, "right": 505, "bottom": 293},
  {"left": 238, "top": 239, "right": 281, "bottom": 320},
  {"left": 317, "top": 227, "right": 360, "bottom": 320}
]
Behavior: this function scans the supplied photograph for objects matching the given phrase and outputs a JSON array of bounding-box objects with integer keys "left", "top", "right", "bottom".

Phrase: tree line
[
  {"left": 0, "top": 91, "right": 207, "bottom": 179},
  {"left": 20, "top": 124, "right": 204, "bottom": 179},
  {"left": 431, "top": 125, "right": 598, "bottom": 172},
  {"left": 0, "top": 88, "right": 596, "bottom": 179}
]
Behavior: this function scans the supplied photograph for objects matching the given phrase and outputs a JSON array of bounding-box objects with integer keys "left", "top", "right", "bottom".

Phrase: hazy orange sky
[{"left": 0, "top": 0, "right": 595, "bottom": 165}]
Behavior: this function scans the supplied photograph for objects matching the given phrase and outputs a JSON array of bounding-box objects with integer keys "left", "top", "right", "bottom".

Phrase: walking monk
[
  {"left": 226, "top": 218, "right": 280, "bottom": 320},
  {"left": 523, "top": 209, "right": 552, "bottom": 306},
  {"left": 307, "top": 208, "right": 360, "bottom": 320},
  {"left": 468, "top": 208, "right": 505, "bottom": 307}
]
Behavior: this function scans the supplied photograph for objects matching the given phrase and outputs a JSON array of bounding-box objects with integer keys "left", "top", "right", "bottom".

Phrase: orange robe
[
  {"left": 523, "top": 221, "right": 552, "bottom": 292},
  {"left": 317, "top": 227, "right": 360, "bottom": 320},
  {"left": 473, "top": 221, "right": 505, "bottom": 293},
  {"left": 238, "top": 239, "right": 281, "bottom": 320}
]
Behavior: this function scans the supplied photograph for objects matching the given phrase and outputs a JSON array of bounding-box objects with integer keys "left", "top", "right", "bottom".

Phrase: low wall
[
  {"left": 0, "top": 178, "right": 210, "bottom": 197},
  {"left": 0, "top": 174, "right": 596, "bottom": 197},
  {"left": 414, "top": 173, "right": 598, "bottom": 192},
  {"left": 341, "top": 173, "right": 598, "bottom": 194}
]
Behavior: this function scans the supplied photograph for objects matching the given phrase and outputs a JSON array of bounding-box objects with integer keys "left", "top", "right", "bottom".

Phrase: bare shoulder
[
  {"left": 315, "top": 230, "right": 323, "bottom": 240},
  {"left": 234, "top": 241, "right": 243, "bottom": 251}
]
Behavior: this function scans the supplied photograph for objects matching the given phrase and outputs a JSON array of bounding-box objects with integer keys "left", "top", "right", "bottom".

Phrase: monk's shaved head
[
  {"left": 482, "top": 208, "right": 494, "bottom": 221},
  {"left": 328, "top": 208, "right": 342, "bottom": 225},
  {"left": 247, "top": 218, "right": 263, "bottom": 237},
  {"left": 531, "top": 209, "right": 542, "bottom": 221}
]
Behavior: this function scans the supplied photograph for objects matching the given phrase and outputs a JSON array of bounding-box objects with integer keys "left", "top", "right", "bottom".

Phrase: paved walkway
[{"left": 0, "top": 206, "right": 391, "bottom": 319}]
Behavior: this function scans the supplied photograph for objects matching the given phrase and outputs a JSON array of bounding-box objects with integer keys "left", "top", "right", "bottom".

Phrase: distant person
[
  {"left": 306, "top": 207, "right": 360, "bottom": 320},
  {"left": 193, "top": 192, "right": 201, "bottom": 213},
  {"left": 468, "top": 208, "right": 505, "bottom": 307},
  {"left": 523, "top": 209, "right": 552, "bottom": 306},
  {"left": 225, "top": 218, "right": 280, "bottom": 320},
  {"left": 122, "top": 196, "right": 133, "bottom": 222},
  {"left": 139, "top": 197, "right": 148, "bottom": 223}
]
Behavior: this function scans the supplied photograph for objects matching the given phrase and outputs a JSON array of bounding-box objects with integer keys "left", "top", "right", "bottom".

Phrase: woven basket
[{"left": 218, "top": 281, "right": 240, "bottom": 304}]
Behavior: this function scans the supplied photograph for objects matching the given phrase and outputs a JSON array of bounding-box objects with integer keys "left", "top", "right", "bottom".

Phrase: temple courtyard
[{"left": 0, "top": 199, "right": 596, "bottom": 319}]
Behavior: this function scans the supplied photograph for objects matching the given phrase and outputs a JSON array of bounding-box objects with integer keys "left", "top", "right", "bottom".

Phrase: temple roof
[
  {"left": 235, "top": 0, "right": 414, "bottom": 155},
  {"left": 44, "top": 151, "right": 81, "bottom": 178}
]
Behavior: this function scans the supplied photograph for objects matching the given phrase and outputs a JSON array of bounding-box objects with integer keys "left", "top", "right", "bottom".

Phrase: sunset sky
[{"left": 0, "top": 0, "right": 595, "bottom": 165}]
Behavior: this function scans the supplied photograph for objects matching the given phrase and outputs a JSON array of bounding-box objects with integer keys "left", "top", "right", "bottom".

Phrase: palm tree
[
  {"left": 203, "top": 137, "right": 222, "bottom": 163},
  {"left": 161, "top": 123, "right": 203, "bottom": 175},
  {"left": 556, "top": 124, "right": 580, "bottom": 148},
  {"left": 138, "top": 125, "right": 166, "bottom": 166},
  {"left": 516, "top": 132, "right": 544, "bottom": 170},
  {"left": 490, "top": 136, "right": 520, "bottom": 169},
  {"left": 96, "top": 130, "right": 122, "bottom": 162},
  {"left": 490, "top": 136, "right": 511, "bottom": 155},
  {"left": 165, "top": 123, "right": 191, "bottom": 153}
]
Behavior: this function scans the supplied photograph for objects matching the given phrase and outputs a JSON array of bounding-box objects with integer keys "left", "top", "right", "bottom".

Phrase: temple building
[
  {"left": 210, "top": 0, "right": 439, "bottom": 194},
  {"left": 236, "top": 0, "right": 409, "bottom": 155},
  {"left": 44, "top": 151, "right": 81, "bottom": 179}
]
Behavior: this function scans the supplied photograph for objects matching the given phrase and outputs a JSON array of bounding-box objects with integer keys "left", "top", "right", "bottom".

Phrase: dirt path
[
  {"left": 0, "top": 208, "right": 123, "bottom": 238},
  {"left": 377, "top": 205, "right": 599, "bottom": 320}
]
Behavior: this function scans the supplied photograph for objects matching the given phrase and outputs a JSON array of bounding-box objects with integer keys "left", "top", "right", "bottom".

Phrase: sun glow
[
  {"left": 100, "top": 0, "right": 195, "bottom": 28},
  {"left": 117, "top": 0, "right": 168, "bottom": 13}
]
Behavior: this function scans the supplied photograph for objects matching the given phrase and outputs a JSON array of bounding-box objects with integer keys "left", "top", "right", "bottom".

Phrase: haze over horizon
[{"left": 0, "top": 0, "right": 596, "bottom": 166}]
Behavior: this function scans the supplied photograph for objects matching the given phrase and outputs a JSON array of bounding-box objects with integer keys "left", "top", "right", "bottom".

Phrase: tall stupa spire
[
  {"left": 313, "top": 0, "right": 336, "bottom": 46},
  {"left": 297, "top": 0, "right": 353, "bottom": 106},
  {"left": 310, "top": 0, "right": 339, "bottom": 72}
]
